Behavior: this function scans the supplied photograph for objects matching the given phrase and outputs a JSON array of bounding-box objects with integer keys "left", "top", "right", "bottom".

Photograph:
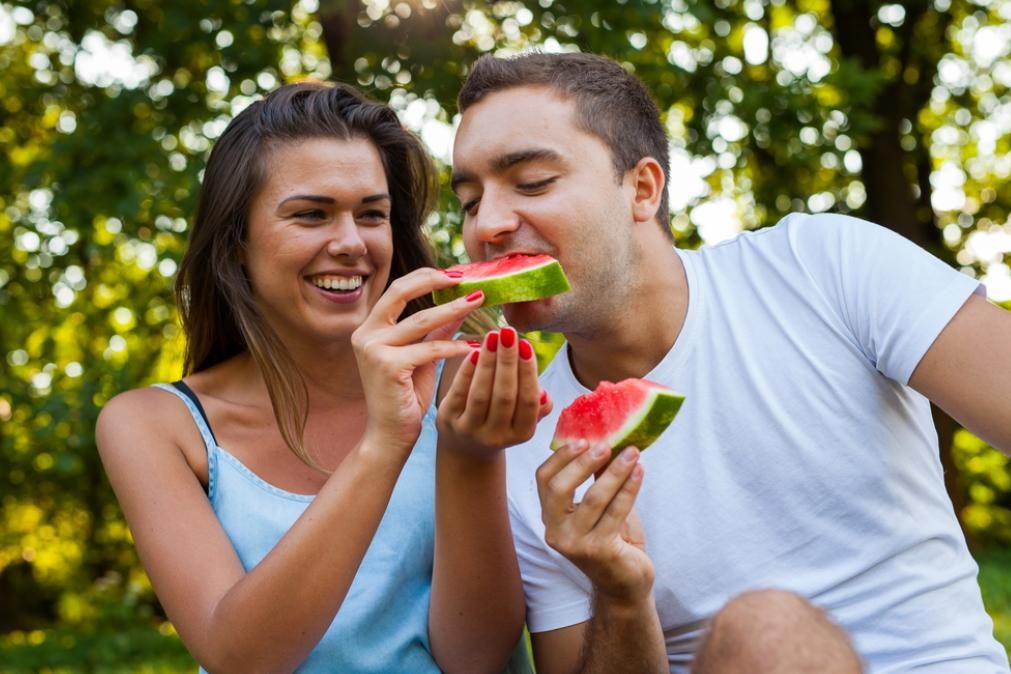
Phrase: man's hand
[{"left": 536, "top": 441, "right": 655, "bottom": 604}]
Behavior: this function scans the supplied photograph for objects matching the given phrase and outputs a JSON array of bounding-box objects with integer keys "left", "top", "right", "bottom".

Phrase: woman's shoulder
[
  {"left": 96, "top": 383, "right": 213, "bottom": 484},
  {"left": 98, "top": 385, "right": 184, "bottom": 431}
]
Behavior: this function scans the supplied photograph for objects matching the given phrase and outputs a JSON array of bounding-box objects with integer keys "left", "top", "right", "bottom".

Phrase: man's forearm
[{"left": 578, "top": 591, "right": 667, "bottom": 673}]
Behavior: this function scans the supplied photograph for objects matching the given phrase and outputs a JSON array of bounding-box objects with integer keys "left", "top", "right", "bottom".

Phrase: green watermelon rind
[
  {"left": 605, "top": 389, "right": 685, "bottom": 456},
  {"left": 550, "top": 388, "right": 685, "bottom": 456},
  {"left": 432, "top": 258, "right": 571, "bottom": 307}
]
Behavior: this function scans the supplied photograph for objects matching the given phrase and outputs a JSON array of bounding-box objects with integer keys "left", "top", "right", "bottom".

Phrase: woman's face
[{"left": 243, "top": 136, "right": 394, "bottom": 347}]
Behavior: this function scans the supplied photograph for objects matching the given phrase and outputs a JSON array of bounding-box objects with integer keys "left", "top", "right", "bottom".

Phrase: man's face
[{"left": 452, "top": 85, "right": 638, "bottom": 333}]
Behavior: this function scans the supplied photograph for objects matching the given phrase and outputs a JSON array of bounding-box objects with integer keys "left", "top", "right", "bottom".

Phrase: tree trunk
[
  {"left": 828, "top": 0, "right": 972, "bottom": 544},
  {"left": 318, "top": 0, "right": 358, "bottom": 78}
]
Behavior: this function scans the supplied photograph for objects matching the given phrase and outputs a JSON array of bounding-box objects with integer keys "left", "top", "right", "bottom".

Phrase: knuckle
[
  {"left": 399, "top": 311, "right": 429, "bottom": 333},
  {"left": 518, "top": 397, "right": 539, "bottom": 413},
  {"left": 580, "top": 490, "right": 604, "bottom": 510},
  {"left": 350, "top": 329, "right": 367, "bottom": 350},
  {"left": 544, "top": 531, "right": 572, "bottom": 554},
  {"left": 514, "top": 424, "right": 536, "bottom": 443},
  {"left": 545, "top": 475, "right": 566, "bottom": 496},
  {"left": 388, "top": 276, "right": 410, "bottom": 294}
]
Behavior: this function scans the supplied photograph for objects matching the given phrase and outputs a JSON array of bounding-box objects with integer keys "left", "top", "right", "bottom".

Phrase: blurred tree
[
  {"left": 0, "top": 0, "right": 334, "bottom": 650},
  {"left": 325, "top": 0, "right": 1011, "bottom": 545},
  {"left": 1, "top": 0, "right": 1009, "bottom": 664}
]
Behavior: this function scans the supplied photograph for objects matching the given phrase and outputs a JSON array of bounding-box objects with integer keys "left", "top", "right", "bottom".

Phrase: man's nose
[{"left": 471, "top": 190, "right": 520, "bottom": 243}]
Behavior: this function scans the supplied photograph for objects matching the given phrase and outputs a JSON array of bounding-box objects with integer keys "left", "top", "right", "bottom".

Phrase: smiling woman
[{"left": 93, "top": 81, "right": 532, "bottom": 674}]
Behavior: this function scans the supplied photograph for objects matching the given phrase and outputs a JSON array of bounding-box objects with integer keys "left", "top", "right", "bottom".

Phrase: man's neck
[{"left": 566, "top": 241, "right": 688, "bottom": 390}]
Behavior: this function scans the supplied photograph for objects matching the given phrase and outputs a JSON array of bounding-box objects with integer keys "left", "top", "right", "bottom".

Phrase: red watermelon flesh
[
  {"left": 551, "top": 379, "right": 685, "bottom": 457},
  {"left": 448, "top": 254, "right": 554, "bottom": 279}
]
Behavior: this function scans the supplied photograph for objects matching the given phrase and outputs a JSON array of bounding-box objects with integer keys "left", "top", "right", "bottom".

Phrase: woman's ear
[{"left": 628, "top": 156, "right": 665, "bottom": 226}]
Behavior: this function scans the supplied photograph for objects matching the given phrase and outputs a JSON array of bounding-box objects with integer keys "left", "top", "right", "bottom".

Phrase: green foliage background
[{"left": 1, "top": 0, "right": 1009, "bottom": 668}]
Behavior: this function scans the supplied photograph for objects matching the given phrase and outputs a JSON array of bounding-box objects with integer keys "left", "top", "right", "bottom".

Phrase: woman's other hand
[{"left": 436, "top": 327, "right": 552, "bottom": 458}]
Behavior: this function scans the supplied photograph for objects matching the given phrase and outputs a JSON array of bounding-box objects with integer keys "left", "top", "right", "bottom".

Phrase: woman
[{"left": 96, "top": 82, "right": 543, "bottom": 673}]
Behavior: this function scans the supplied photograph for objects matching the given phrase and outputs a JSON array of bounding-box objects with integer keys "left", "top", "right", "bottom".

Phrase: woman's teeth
[{"left": 311, "top": 275, "right": 363, "bottom": 291}]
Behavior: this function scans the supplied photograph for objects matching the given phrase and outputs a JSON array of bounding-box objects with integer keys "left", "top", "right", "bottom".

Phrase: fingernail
[
  {"left": 621, "top": 447, "right": 639, "bottom": 464},
  {"left": 465, "top": 290, "right": 483, "bottom": 302},
  {"left": 467, "top": 339, "right": 481, "bottom": 348},
  {"left": 632, "top": 465, "right": 644, "bottom": 481},
  {"left": 539, "top": 390, "right": 548, "bottom": 405},
  {"left": 501, "top": 327, "right": 516, "bottom": 348},
  {"left": 486, "top": 331, "right": 499, "bottom": 352},
  {"left": 444, "top": 269, "right": 463, "bottom": 278},
  {"left": 519, "top": 339, "right": 534, "bottom": 360},
  {"left": 590, "top": 443, "right": 609, "bottom": 459},
  {"left": 470, "top": 350, "right": 480, "bottom": 365}
]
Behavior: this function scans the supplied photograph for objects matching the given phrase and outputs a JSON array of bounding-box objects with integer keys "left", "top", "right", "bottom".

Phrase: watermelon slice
[
  {"left": 433, "top": 254, "right": 570, "bottom": 307},
  {"left": 551, "top": 379, "right": 685, "bottom": 457}
]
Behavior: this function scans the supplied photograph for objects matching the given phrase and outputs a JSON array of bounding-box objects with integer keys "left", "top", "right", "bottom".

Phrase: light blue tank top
[{"left": 155, "top": 380, "right": 444, "bottom": 673}]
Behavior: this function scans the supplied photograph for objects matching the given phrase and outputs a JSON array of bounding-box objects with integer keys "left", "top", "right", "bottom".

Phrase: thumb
[{"left": 622, "top": 507, "right": 647, "bottom": 548}]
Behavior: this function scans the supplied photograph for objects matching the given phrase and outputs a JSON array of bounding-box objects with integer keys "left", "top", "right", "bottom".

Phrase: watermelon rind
[
  {"left": 550, "top": 384, "right": 685, "bottom": 457},
  {"left": 604, "top": 388, "right": 684, "bottom": 456},
  {"left": 433, "top": 256, "right": 570, "bottom": 307}
]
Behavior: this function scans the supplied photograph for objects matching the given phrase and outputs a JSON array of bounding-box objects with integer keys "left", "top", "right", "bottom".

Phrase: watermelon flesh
[
  {"left": 433, "top": 254, "right": 570, "bottom": 307},
  {"left": 551, "top": 379, "right": 685, "bottom": 458}
]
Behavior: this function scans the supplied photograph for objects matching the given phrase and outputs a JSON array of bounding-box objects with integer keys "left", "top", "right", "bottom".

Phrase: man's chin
[{"left": 502, "top": 297, "right": 559, "bottom": 332}]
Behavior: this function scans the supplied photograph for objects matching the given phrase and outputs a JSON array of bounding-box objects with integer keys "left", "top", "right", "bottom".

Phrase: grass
[
  {"left": 978, "top": 548, "right": 1011, "bottom": 654},
  {"left": 2, "top": 552, "right": 1009, "bottom": 673}
]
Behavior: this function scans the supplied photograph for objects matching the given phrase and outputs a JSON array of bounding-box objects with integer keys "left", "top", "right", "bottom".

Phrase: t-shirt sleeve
[
  {"left": 786, "top": 213, "right": 984, "bottom": 385},
  {"left": 508, "top": 498, "right": 592, "bottom": 633}
]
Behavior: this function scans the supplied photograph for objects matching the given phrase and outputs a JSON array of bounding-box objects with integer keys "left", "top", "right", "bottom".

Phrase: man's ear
[{"left": 629, "top": 156, "right": 665, "bottom": 226}]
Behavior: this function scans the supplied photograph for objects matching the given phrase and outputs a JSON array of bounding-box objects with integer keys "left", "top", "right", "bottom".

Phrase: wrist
[
  {"left": 592, "top": 587, "right": 658, "bottom": 622},
  {"left": 356, "top": 426, "right": 413, "bottom": 474},
  {"left": 437, "top": 442, "right": 506, "bottom": 476}
]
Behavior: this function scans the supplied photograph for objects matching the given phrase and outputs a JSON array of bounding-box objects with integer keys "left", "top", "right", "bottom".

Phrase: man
[{"left": 450, "top": 52, "right": 1011, "bottom": 674}]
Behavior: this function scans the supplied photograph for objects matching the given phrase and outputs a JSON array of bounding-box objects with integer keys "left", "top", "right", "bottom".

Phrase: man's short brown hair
[{"left": 458, "top": 52, "right": 671, "bottom": 237}]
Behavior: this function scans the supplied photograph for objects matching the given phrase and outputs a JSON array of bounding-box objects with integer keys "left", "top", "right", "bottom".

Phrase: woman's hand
[
  {"left": 436, "top": 327, "right": 552, "bottom": 458},
  {"left": 351, "top": 268, "right": 480, "bottom": 456}
]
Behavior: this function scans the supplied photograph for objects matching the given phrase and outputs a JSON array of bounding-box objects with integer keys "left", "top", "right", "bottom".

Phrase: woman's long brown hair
[{"left": 176, "top": 82, "right": 438, "bottom": 469}]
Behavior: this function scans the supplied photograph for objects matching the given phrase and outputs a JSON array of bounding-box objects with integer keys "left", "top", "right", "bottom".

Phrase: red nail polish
[
  {"left": 470, "top": 350, "right": 480, "bottom": 365},
  {"left": 467, "top": 339, "right": 481, "bottom": 348},
  {"left": 465, "top": 290, "right": 483, "bottom": 302},
  {"left": 486, "top": 331, "right": 499, "bottom": 352},
  {"left": 501, "top": 327, "right": 516, "bottom": 348},
  {"left": 539, "top": 390, "right": 548, "bottom": 405},
  {"left": 519, "top": 339, "right": 533, "bottom": 360},
  {"left": 444, "top": 270, "right": 463, "bottom": 278}
]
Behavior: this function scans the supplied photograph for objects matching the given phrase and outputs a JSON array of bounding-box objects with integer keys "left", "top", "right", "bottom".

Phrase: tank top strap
[{"left": 152, "top": 381, "right": 219, "bottom": 451}]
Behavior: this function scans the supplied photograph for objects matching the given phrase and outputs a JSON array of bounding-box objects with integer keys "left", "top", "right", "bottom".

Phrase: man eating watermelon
[{"left": 450, "top": 52, "right": 1011, "bottom": 674}]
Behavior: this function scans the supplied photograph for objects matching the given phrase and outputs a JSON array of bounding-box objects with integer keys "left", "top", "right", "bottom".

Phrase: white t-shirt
[{"left": 506, "top": 213, "right": 1009, "bottom": 673}]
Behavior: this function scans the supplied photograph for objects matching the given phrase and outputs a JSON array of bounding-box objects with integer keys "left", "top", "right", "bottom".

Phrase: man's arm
[
  {"left": 909, "top": 293, "right": 1011, "bottom": 455},
  {"left": 531, "top": 441, "right": 668, "bottom": 674}
]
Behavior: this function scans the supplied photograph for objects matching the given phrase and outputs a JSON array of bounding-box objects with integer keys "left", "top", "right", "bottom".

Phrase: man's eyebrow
[
  {"left": 451, "top": 148, "right": 563, "bottom": 193},
  {"left": 492, "top": 148, "right": 562, "bottom": 173}
]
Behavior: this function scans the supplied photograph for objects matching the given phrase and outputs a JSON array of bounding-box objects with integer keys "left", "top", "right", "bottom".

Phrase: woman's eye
[
  {"left": 359, "top": 210, "right": 390, "bottom": 223},
  {"left": 461, "top": 199, "right": 479, "bottom": 216},
  {"left": 293, "top": 209, "right": 326, "bottom": 221}
]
